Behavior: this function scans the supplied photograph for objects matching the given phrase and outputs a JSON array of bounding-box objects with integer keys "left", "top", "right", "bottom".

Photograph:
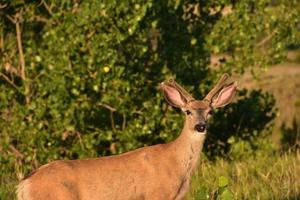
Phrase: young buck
[{"left": 17, "top": 74, "right": 237, "bottom": 200}]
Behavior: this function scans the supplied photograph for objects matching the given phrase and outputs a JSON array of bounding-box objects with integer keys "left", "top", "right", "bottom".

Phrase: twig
[
  {"left": 41, "top": 0, "right": 53, "bottom": 15},
  {"left": 0, "top": 4, "right": 7, "bottom": 9},
  {"left": 0, "top": 26, "right": 3, "bottom": 51},
  {"left": 0, "top": 72, "right": 19, "bottom": 90},
  {"left": 15, "top": 12, "right": 30, "bottom": 104},
  {"left": 75, "top": 131, "right": 84, "bottom": 150},
  {"left": 98, "top": 103, "right": 117, "bottom": 112},
  {"left": 256, "top": 30, "right": 277, "bottom": 47},
  {"left": 41, "top": 0, "right": 61, "bottom": 25},
  {"left": 97, "top": 103, "right": 117, "bottom": 132},
  {"left": 110, "top": 111, "right": 116, "bottom": 132},
  {"left": 33, "top": 149, "right": 39, "bottom": 168},
  {"left": 5, "top": 14, "right": 15, "bottom": 23},
  {"left": 122, "top": 113, "right": 126, "bottom": 130},
  {"left": 9, "top": 144, "right": 24, "bottom": 158},
  {"left": 15, "top": 14, "right": 25, "bottom": 81},
  {"left": 35, "top": 15, "right": 52, "bottom": 24}
]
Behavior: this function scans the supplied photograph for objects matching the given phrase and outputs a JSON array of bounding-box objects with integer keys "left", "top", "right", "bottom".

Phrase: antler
[
  {"left": 204, "top": 73, "right": 230, "bottom": 103},
  {"left": 166, "top": 79, "right": 194, "bottom": 102}
]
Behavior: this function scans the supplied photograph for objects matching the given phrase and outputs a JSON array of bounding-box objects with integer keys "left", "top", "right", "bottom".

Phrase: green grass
[
  {"left": 187, "top": 151, "right": 300, "bottom": 200},
  {"left": 0, "top": 172, "right": 17, "bottom": 200},
  {"left": 1, "top": 152, "right": 299, "bottom": 200}
]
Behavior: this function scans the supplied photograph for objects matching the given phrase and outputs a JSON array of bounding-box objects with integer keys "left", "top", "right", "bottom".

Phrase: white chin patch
[{"left": 193, "top": 131, "right": 206, "bottom": 136}]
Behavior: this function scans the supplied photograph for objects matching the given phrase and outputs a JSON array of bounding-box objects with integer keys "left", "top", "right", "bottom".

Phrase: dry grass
[{"left": 0, "top": 172, "right": 17, "bottom": 200}]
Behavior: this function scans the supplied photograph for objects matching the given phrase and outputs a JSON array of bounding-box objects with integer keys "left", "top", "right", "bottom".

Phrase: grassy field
[
  {"left": 187, "top": 151, "right": 300, "bottom": 200},
  {"left": 0, "top": 174, "right": 16, "bottom": 200},
  {"left": 1, "top": 151, "right": 299, "bottom": 200}
]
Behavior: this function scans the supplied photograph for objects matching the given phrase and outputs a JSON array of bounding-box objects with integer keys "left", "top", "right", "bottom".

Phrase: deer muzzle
[{"left": 194, "top": 122, "right": 207, "bottom": 133}]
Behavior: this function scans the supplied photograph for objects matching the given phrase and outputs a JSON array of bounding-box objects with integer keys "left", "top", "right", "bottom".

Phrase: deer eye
[
  {"left": 208, "top": 110, "right": 213, "bottom": 115},
  {"left": 185, "top": 110, "right": 192, "bottom": 115}
]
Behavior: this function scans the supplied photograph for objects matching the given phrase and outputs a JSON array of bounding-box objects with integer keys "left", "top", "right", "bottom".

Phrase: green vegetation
[
  {"left": 2, "top": 152, "right": 299, "bottom": 200},
  {"left": 0, "top": 0, "right": 300, "bottom": 199},
  {"left": 187, "top": 151, "right": 300, "bottom": 200}
]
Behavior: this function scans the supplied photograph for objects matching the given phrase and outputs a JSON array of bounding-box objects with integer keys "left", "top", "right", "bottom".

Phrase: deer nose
[{"left": 194, "top": 123, "right": 206, "bottom": 132}]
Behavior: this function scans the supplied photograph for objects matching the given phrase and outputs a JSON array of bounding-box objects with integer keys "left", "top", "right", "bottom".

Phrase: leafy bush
[
  {"left": 205, "top": 89, "right": 277, "bottom": 159},
  {"left": 0, "top": 0, "right": 299, "bottom": 178},
  {"left": 281, "top": 118, "right": 300, "bottom": 152}
]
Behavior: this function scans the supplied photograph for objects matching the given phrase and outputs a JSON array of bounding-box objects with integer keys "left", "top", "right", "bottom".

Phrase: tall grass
[
  {"left": 0, "top": 172, "right": 17, "bottom": 200},
  {"left": 187, "top": 151, "right": 300, "bottom": 200}
]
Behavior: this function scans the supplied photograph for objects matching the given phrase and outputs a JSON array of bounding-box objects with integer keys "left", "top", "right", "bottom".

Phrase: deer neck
[{"left": 170, "top": 120, "right": 206, "bottom": 179}]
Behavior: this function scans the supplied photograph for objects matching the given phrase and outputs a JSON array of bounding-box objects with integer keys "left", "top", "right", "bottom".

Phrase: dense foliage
[{"left": 0, "top": 0, "right": 299, "bottom": 177}]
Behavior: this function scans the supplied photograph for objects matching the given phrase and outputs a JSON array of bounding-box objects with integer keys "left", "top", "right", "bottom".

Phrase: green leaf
[
  {"left": 218, "top": 176, "right": 229, "bottom": 188},
  {"left": 221, "top": 188, "right": 234, "bottom": 200},
  {"left": 195, "top": 186, "right": 209, "bottom": 200}
]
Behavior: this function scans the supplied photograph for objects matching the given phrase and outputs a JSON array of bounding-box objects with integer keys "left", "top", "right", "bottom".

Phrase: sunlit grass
[
  {"left": 0, "top": 172, "right": 17, "bottom": 200},
  {"left": 187, "top": 151, "right": 300, "bottom": 200},
  {"left": 1, "top": 152, "right": 299, "bottom": 200}
]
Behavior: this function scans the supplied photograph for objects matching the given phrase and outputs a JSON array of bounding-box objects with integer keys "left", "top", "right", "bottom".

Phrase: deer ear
[
  {"left": 212, "top": 82, "right": 237, "bottom": 108},
  {"left": 161, "top": 84, "right": 187, "bottom": 108}
]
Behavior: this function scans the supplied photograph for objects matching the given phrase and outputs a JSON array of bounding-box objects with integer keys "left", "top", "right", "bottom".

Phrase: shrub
[{"left": 0, "top": 0, "right": 299, "bottom": 177}]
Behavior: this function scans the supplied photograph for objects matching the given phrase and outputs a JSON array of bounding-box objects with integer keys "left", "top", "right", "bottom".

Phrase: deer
[{"left": 17, "top": 74, "right": 237, "bottom": 200}]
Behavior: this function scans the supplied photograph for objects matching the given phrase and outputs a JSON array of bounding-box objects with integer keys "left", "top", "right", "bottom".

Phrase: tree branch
[
  {"left": 0, "top": 26, "right": 3, "bottom": 51},
  {"left": 41, "top": 0, "right": 54, "bottom": 15},
  {"left": 97, "top": 103, "right": 117, "bottom": 132},
  {"left": 0, "top": 72, "right": 18, "bottom": 90},
  {"left": 0, "top": 3, "right": 7, "bottom": 9},
  {"left": 5, "top": 14, "right": 15, "bottom": 23},
  {"left": 15, "top": 12, "right": 30, "bottom": 104},
  {"left": 75, "top": 131, "right": 84, "bottom": 150},
  {"left": 97, "top": 103, "right": 117, "bottom": 112},
  {"left": 256, "top": 30, "right": 277, "bottom": 47},
  {"left": 9, "top": 144, "right": 24, "bottom": 158},
  {"left": 110, "top": 111, "right": 116, "bottom": 132},
  {"left": 122, "top": 113, "right": 126, "bottom": 130}
]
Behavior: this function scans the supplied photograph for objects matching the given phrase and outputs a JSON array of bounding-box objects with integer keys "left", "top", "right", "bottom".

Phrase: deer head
[{"left": 161, "top": 74, "right": 237, "bottom": 134}]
